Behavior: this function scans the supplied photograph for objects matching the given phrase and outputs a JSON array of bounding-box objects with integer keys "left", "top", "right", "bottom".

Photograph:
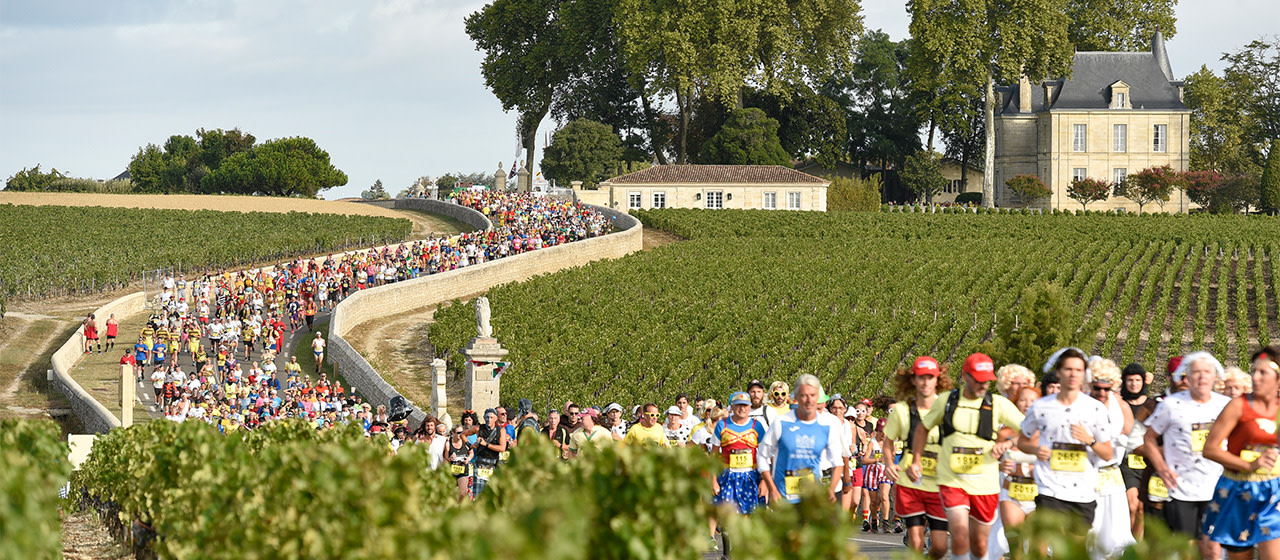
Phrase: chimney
[
  {"left": 1018, "top": 76, "right": 1032, "bottom": 114},
  {"left": 1043, "top": 81, "right": 1056, "bottom": 108},
  {"left": 1152, "top": 29, "right": 1174, "bottom": 81}
]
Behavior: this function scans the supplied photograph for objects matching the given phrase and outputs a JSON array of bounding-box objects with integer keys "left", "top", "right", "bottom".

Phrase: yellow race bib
[
  {"left": 894, "top": 440, "right": 905, "bottom": 455},
  {"left": 1149, "top": 475, "right": 1169, "bottom": 498},
  {"left": 450, "top": 464, "right": 466, "bottom": 475},
  {"left": 1127, "top": 453, "right": 1147, "bottom": 470},
  {"left": 1098, "top": 466, "right": 1124, "bottom": 492},
  {"left": 499, "top": 451, "right": 510, "bottom": 462},
  {"left": 920, "top": 451, "right": 938, "bottom": 478},
  {"left": 950, "top": 447, "right": 983, "bottom": 474},
  {"left": 727, "top": 449, "right": 753, "bottom": 469},
  {"left": 1050, "top": 443, "right": 1087, "bottom": 472},
  {"left": 1007, "top": 475, "right": 1038, "bottom": 502},
  {"left": 1190, "top": 423, "right": 1211, "bottom": 453},
  {"left": 1240, "top": 446, "right": 1276, "bottom": 475},
  {"left": 784, "top": 468, "right": 816, "bottom": 497},
  {"left": 476, "top": 467, "right": 494, "bottom": 479}
]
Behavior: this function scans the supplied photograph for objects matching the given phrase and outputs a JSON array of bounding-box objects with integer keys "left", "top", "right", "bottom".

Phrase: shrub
[
  {"left": 827, "top": 175, "right": 882, "bottom": 212},
  {"left": 955, "top": 192, "right": 983, "bottom": 205}
]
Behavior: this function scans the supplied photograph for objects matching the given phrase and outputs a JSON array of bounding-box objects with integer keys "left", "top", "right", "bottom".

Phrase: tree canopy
[
  {"left": 698, "top": 108, "right": 792, "bottom": 166},
  {"left": 541, "top": 119, "right": 625, "bottom": 188},
  {"left": 900, "top": 151, "right": 947, "bottom": 204},
  {"left": 199, "top": 137, "right": 347, "bottom": 198}
]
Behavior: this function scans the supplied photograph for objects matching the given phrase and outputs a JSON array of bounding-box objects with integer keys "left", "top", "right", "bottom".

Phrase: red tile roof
[{"left": 604, "top": 165, "right": 828, "bottom": 185}]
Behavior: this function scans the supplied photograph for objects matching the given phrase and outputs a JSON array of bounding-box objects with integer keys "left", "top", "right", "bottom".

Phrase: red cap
[
  {"left": 963, "top": 353, "right": 996, "bottom": 382},
  {"left": 912, "top": 356, "right": 940, "bottom": 376},
  {"left": 1166, "top": 356, "right": 1183, "bottom": 375}
]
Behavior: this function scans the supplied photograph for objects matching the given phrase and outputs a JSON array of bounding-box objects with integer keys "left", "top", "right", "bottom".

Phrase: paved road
[{"left": 704, "top": 530, "right": 907, "bottom": 559}]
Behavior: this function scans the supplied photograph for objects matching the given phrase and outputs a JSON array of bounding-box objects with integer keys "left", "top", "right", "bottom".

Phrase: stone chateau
[{"left": 994, "top": 31, "right": 1191, "bottom": 211}]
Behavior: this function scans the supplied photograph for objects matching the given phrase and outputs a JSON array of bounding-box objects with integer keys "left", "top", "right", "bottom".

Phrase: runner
[
  {"left": 311, "top": 332, "right": 326, "bottom": 374},
  {"left": 104, "top": 314, "right": 118, "bottom": 352},
  {"left": 1201, "top": 346, "right": 1280, "bottom": 559},
  {"left": 710, "top": 392, "right": 767, "bottom": 552},
  {"left": 1119, "top": 362, "right": 1150, "bottom": 539},
  {"left": 465, "top": 409, "right": 507, "bottom": 498},
  {"left": 757, "top": 374, "right": 844, "bottom": 504},
  {"left": 445, "top": 426, "right": 473, "bottom": 502},
  {"left": 83, "top": 313, "right": 99, "bottom": 354},
  {"left": 766, "top": 381, "right": 792, "bottom": 418},
  {"left": 746, "top": 379, "right": 778, "bottom": 429},
  {"left": 884, "top": 357, "right": 951, "bottom": 558},
  {"left": 567, "top": 408, "right": 611, "bottom": 458},
  {"left": 622, "top": 403, "right": 669, "bottom": 446},
  {"left": 908, "top": 353, "right": 1023, "bottom": 560},
  {"left": 1086, "top": 358, "right": 1137, "bottom": 558}
]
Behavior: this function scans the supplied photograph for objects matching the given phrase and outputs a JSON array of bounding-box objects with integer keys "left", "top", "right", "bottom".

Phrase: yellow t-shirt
[
  {"left": 569, "top": 426, "right": 614, "bottom": 453},
  {"left": 622, "top": 423, "right": 670, "bottom": 446},
  {"left": 920, "top": 390, "right": 1024, "bottom": 496},
  {"left": 885, "top": 400, "right": 943, "bottom": 493}
]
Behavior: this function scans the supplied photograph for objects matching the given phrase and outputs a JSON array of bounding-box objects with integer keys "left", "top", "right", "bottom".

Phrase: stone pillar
[
  {"left": 464, "top": 337, "right": 507, "bottom": 413},
  {"left": 495, "top": 163, "right": 507, "bottom": 192},
  {"left": 429, "top": 358, "right": 453, "bottom": 428},
  {"left": 516, "top": 166, "right": 531, "bottom": 194},
  {"left": 120, "top": 364, "right": 134, "bottom": 428}
]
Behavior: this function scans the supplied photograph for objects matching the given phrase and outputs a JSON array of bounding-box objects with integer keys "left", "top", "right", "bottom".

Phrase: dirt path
[
  {"left": 643, "top": 226, "right": 683, "bottom": 250},
  {"left": 0, "top": 191, "right": 404, "bottom": 218},
  {"left": 393, "top": 208, "right": 472, "bottom": 240},
  {"left": 62, "top": 511, "right": 134, "bottom": 560}
]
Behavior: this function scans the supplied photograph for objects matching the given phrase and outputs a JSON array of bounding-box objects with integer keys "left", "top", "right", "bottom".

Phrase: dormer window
[{"left": 1110, "top": 81, "right": 1131, "bottom": 109}]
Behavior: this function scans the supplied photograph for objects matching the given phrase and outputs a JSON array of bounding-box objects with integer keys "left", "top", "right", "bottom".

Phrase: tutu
[
  {"left": 1089, "top": 470, "right": 1136, "bottom": 559},
  {"left": 715, "top": 470, "right": 762, "bottom": 514},
  {"left": 1204, "top": 474, "right": 1280, "bottom": 548}
]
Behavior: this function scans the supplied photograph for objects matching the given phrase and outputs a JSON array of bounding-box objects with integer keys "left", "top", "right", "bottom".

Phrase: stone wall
[
  {"left": 52, "top": 292, "right": 146, "bottom": 433},
  {"left": 327, "top": 204, "right": 642, "bottom": 426}
]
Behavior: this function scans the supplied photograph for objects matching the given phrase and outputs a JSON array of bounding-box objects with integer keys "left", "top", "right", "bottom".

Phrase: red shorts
[
  {"left": 850, "top": 466, "right": 865, "bottom": 487},
  {"left": 896, "top": 485, "right": 946, "bottom": 520},
  {"left": 939, "top": 485, "right": 998, "bottom": 525}
]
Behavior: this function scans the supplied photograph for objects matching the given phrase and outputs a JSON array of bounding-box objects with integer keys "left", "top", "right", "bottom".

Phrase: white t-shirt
[
  {"left": 1143, "top": 391, "right": 1231, "bottom": 502},
  {"left": 428, "top": 435, "right": 447, "bottom": 470},
  {"left": 1021, "top": 393, "right": 1112, "bottom": 503},
  {"left": 756, "top": 410, "right": 846, "bottom": 477},
  {"left": 311, "top": 337, "right": 326, "bottom": 353},
  {"left": 749, "top": 405, "right": 778, "bottom": 429}
]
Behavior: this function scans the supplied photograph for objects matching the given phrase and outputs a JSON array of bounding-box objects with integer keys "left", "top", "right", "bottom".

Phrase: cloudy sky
[{"left": 1, "top": 0, "right": 1275, "bottom": 200}]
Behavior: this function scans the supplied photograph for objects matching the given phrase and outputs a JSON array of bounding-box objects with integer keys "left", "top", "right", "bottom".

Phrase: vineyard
[
  {"left": 429, "top": 210, "right": 1280, "bottom": 406},
  {"left": 69, "top": 418, "right": 859, "bottom": 559},
  {"left": 0, "top": 204, "right": 410, "bottom": 303},
  {"left": 0, "top": 419, "right": 70, "bottom": 559}
]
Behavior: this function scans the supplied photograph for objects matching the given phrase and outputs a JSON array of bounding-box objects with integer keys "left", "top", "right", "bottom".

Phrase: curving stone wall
[
  {"left": 327, "top": 205, "right": 642, "bottom": 426},
  {"left": 393, "top": 198, "right": 493, "bottom": 231},
  {"left": 51, "top": 292, "right": 146, "bottom": 433}
]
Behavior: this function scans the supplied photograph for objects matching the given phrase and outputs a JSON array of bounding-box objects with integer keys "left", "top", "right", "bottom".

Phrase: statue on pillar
[{"left": 475, "top": 297, "right": 492, "bottom": 338}]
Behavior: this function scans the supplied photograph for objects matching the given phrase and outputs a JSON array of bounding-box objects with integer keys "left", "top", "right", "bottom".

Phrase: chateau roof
[
  {"left": 603, "top": 165, "right": 828, "bottom": 185},
  {"left": 999, "top": 31, "right": 1187, "bottom": 114}
]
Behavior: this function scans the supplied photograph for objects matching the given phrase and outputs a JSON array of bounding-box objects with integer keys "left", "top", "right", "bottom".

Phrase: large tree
[
  {"left": 1184, "top": 66, "right": 1264, "bottom": 177},
  {"left": 465, "top": 0, "right": 566, "bottom": 173},
  {"left": 909, "top": 0, "right": 1074, "bottom": 208},
  {"left": 699, "top": 108, "right": 791, "bottom": 166},
  {"left": 825, "top": 30, "right": 922, "bottom": 171},
  {"left": 541, "top": 119, "right": 624, "bottom": 188},
  {"left": 1222, "top": 37, "right": 1280, "bottom": 145},
  {"left": 201, "top": 137, "right": 347, "bottom": 198},
  {"left": 1064, "top": 0, "right": 1177, "bottom": 51},
  {"left": 900, "top": 150, "right": 947, "bottom": 204},
  {"left": 744, "top": 86, "right": 847, "bottom": 168},
  {"left": 617, "top": 0, "right": 862, "bottom": 164}
]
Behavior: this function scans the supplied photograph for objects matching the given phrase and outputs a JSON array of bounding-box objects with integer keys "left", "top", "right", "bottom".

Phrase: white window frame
[
  {"left": 651, "top": 191, "right": 666, "bottom": 209},
  {"left": 787, "top": 192, "right": 802, "bottom": 210},
  {"left": 762, "top": 191, "right": 777, "bottom": 209},
  {"left": 1112, "top": 168, "right": 1127, "bottom": 187},
  {"left": 1115, "top": 92, "right": 1127, "bottom": 109},
  {"left": 1153, "top": 124, "right": 1168, "bottom": 152},
  {"left": 628, "top": 191, "right": 642, "bottom": 210},
  {"left": 1073, "top": 168, "right": 1088, "bottom": 182},
  {"left": 1113, "top": 124, "right": 1127, "bottom": 153},
  {"left": 1073, "top": 124, "right": 1087, "bottom": 153},
  {"left": 705, "top": 190, "right": 723, "bottom": 210}
]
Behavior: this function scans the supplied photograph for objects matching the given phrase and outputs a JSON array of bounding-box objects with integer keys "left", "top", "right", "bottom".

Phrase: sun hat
[{"left": 665, "top": 406, "right": 682, "bottom": 416}]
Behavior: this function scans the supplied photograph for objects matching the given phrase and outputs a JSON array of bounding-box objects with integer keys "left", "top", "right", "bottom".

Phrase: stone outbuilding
[{"left": 575, "top": 164, "right": 829, "bottom": 211}]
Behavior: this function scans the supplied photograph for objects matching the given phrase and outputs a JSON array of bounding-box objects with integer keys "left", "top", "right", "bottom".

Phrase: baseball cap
[
  {"left": 1166, "top": 356, "right": 1183, "bottom": 375},
  {"left": 665, "top": 406, "right": 682, "bottom": 416},
  {"left": 963, "top": 353, "right": 996, "bottom": 382},
  {"left": 578, "top": 408, "right": 600, "bottom": 419},
  {"left": 603, "top": 403, "right": 623, "bottom": 414},
  {"left": 859, "top": 398, "right": 873, "bottom": 408},
  {"left": 748, "top": 379, "right": 766, "bottom": 390},
  {"left": 730, "top": 392, "right": 751, "bottom": 406},
  {"left": 912, "top": 356, "right": 940, "bottom": 376}
]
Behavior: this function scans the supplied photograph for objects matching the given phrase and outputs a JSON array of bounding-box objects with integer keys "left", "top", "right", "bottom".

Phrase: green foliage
[
  {"left": 1185, "top": 66, "right": 1265, "bottom": 177},
  {"left": 1067, "top": 177, "right": 1111, "bottom": 210},
  {"left": 1222, "top": 37, "right": 1280, "bottom": 144},
  {"left": 541, "top": 119, "right": 625, "bottom": 188},
  {"left": 0, "top": 204, "right": 408, "bottom": 300},
  {"left": 437, "top": 171, "right": 498, "bottom": 191},
  {"left": 0, "top": 419, "right": 71, "bottom": 560},
  {"left": 699, "top": 108, "right": 792, "bottom": 166},
  {"left": 826, "top": 30, "right": 923, "bottom": 170},
  {"left": 1006, "top": 174, "right": 1052, "bottom": 205},
  {"left": 4, "top": 164, "right": 67, "bottom": 191},
  {"left": 1126, "top": 165, "right": 1183, "bottom": 213},
  {"left": 1261, "top": 139, "right": 1280, "bottom": 214},
  {"left": 362, "top": 179, "right": 390, "bottom": 200},
  {"left": 900, "top": 151, "right": 946, "bottom": 203},
  {"left": 201, "top": 137, "right": 348, "bottom": 197},
  {"left": 954, "top": 192, "right": 983, "bottom": 205},
  {"left": 1064, "top": 0, "right": 1177, "bottom": 51},
  {"left": 979, "top": 281, "right": 1080, "bottom": 371},
  {"left": 744, "top": 86, "right": 848, "bottom": 168},
  {"left": 430, "top": 209, "right": 1280, "bottom": 406},
  {"left": 826, "top": 175, "right": 882, "bottom": 211},
  {"left": 127, "top": 129, "right": 257, "bottom": 194}
]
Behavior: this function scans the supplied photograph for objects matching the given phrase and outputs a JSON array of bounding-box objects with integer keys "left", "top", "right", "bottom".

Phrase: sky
[{"left": 1, "top": 0, "right": 1276, "bottom": 200}]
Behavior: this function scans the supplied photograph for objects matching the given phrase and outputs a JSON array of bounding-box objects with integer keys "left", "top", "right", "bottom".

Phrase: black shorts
[
  {"left": 1120, "top": 460, "right": 1142, "bottom": 490},
  {"left": 903, "top": 514, "right": 948, "bottom": 531},
  {"left": 1034, "top": 495, "right": 1096, "bottom": 526},
  {"left": 305, "top": 315, "right": 315, "bottom": 327},
  {"left": 1163, "top": 499, "right": 1208, "bottom": 537}
]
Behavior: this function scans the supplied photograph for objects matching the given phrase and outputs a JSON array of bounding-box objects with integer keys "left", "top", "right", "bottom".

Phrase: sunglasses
[
  {"left": 645, "top": 412, "right": 661, "bottom": 418},
  {"left": 1091, "top": 385, "right": 1112, "bottom": 392},
  {"left": 772, "top": 392, "right": 787, "bottom": 397}
]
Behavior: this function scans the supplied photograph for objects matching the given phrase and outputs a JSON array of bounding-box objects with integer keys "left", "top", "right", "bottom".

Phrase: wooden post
[{"left": 120, "top": 363, "right": 134, "bottom": 428}]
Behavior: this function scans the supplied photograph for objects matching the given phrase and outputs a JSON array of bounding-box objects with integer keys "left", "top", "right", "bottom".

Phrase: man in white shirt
[
  {"left": 1018, "top": 348, "right": 1114, "bottom": 526},
  {"left": 757, "top": 374, "right": 845, "bottom": 504},
  {"left": 1143, "top": 352, "right": 1231, "bottom": 560},
  {"left": 746, "top": 379, "right": 778, "bottom": 429}
]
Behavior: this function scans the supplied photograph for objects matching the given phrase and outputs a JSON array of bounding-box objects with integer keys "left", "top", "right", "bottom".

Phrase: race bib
[
  {"left": 1050, "top": 442, "right": 1087, "bottom": 472},
  {"left": 1240, "top": 446, "right": 1276, "bottom": 475},
  {"left": 450, "top": 464, "right": 466, "bottom": 475},
  {"left": 950, "top": 447, "right": 983, "bottom": 474},
  {"left": 1149, "top": 475, "right": 1169, "bottom": 499},
  {"left": 499, "top": 451, "right": 510, "bottom": 463},
  {"left": 1007, "top": 475, "right": 1038, "bottom": 502},
  {"left": 872, "top": 450, "right": 883, "bottom": 462},
  {"left": 1098, "top": 466, "right": 1124, "bottom": 492},
  {"left": 1190, "top": 422, "right": 1211, "bottom": 453},
  {"left": 894, "top": 440, "right": 905, "bottom": 455},
  {"left": 784, "top": 468, "right": 816, "bottom": 497},
  {"left": 1127, "top": 454, "right": 1147, "bottom": 470},
  {"left": 920, "top": 451, "right": 938, "bottom": 478},
  {"left": 728, "top": 448, "right": 753, "bottom": 469},
  {"left": 476, "top": 467, "right": 494, "bottom": 480}
]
